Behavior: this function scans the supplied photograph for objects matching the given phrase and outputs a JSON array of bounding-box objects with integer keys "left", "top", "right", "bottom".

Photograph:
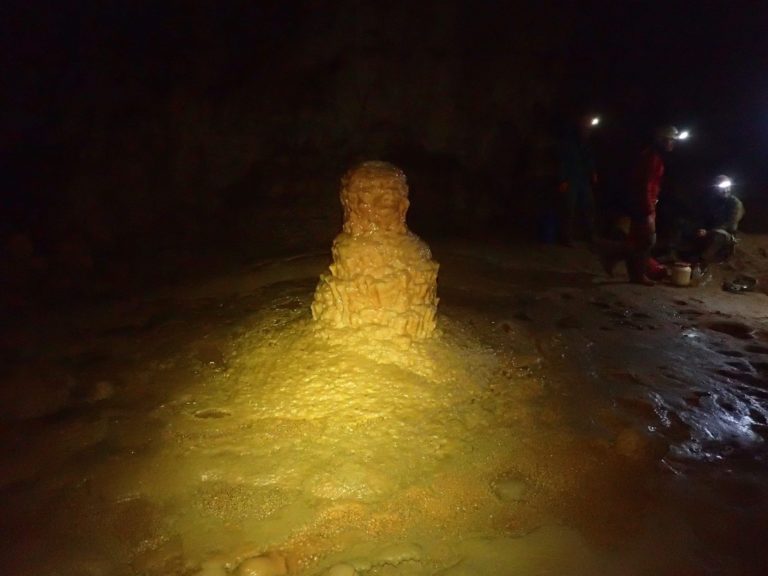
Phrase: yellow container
[{"left": 671, "top": 262, "right": 692, "bottom": 286}]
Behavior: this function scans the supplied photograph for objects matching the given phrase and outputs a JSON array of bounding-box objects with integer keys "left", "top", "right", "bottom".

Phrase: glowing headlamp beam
[
  {"left": 717, "top": 178, "right": 732, "bottom": 190},
  {"left": 677, "top": 130, "right": 690, "bottom": 140},
  {"left": 590, "top": 117, "right": 600, "bottom": 126}
]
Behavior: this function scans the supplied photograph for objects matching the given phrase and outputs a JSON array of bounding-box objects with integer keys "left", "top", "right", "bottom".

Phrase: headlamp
[{"left": 716, "top": 176, "right": 732, "bottom": 191}]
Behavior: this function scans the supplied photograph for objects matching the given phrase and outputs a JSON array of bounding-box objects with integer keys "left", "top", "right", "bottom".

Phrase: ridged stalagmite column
[{"left": 311, "top": 161, "right": 439, "bottom": 339}]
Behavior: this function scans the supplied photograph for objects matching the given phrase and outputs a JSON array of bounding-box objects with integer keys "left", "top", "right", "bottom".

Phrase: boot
[
  {"left": 630, "top": 274, "right": 655, "bottom": 286},
  {"left": 628, "top": 255, "right": 655, "bottom": 286},
  {"left": 646, "top": 257, "right": 668, "bottom": 281}
]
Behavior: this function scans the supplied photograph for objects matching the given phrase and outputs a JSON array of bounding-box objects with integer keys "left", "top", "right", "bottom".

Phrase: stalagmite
[{"left": 311, "top": 161, "right": 439, "bottom": 339}]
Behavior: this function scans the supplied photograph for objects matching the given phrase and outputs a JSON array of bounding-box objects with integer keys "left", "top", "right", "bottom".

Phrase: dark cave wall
[{"left": 2, "top": 0, "right": 578, "bottom": 299}]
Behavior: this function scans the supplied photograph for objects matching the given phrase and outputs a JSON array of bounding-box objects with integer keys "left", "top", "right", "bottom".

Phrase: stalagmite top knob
[{"left": 340, "top": 161, "right": 410, "bottom": 236}]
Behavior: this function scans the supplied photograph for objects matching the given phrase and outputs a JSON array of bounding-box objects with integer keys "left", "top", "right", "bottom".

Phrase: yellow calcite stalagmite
[{"left": 311, "top": 161, "right": 439, "bottom": 339}]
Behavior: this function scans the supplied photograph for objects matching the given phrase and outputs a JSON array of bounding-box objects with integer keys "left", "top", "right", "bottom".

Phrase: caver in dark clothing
[
  {"left": 545, "top": 119, "right": 598, "bottom": 245},
  {"left": 668, "top": 191, "right": 744, "bottom": 264},
  {"left": 701, "top": 192, "right": 744, "bottom": 234}
]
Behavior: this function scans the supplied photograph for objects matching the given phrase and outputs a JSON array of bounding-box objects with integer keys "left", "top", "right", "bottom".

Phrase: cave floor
[{"left": 2, "top": 235, "right": 768, "bottom": 576}]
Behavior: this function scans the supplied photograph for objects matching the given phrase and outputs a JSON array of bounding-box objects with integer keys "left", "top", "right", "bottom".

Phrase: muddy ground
[{"left": 1, "top": 235, "right": 767, "bottom": 576}]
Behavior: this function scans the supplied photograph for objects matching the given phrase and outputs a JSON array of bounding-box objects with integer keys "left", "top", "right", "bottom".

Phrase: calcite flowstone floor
[{"left": 1, "top": 236, "right": 768, "bottom": 576}]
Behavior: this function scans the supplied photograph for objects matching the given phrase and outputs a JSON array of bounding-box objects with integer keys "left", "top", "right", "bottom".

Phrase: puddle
[
  {"left": 745, "top": 344, "right": 768, "bottom": 355},
  {"left": 705, "top": 321, "right": 756, "bottom": 340}
]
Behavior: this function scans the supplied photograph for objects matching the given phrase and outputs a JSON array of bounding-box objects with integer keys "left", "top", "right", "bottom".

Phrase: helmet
[{"left": 655, "top": 126, "right": 679, "bottom": 141}]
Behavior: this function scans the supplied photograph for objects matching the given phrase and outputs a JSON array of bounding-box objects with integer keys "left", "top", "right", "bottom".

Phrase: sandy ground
[{"left": 1, "top": 235, "right": 768, "bottom": 576}]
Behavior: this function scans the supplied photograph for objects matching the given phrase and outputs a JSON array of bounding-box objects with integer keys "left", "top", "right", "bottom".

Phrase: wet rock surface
[{"left": 1, "top": 236, "right": 768, "bottom": 575}]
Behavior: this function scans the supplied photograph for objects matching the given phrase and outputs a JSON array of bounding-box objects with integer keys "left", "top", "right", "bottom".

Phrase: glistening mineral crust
[{"left": 311, "top": 161, "right": 439, "bottom": 339}]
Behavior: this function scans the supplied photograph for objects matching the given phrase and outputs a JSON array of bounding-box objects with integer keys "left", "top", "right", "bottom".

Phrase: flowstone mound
[{"left": 311, "top": 161, "right": 439, "bottom": 340}]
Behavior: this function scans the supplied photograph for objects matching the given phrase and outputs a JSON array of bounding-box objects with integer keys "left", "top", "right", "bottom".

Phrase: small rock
[
  {"left": 326, "top": 563, "right": 357, "bottom": 576},
  {"left": 237, "top": 553, "right": 287, "bottom": 576}
]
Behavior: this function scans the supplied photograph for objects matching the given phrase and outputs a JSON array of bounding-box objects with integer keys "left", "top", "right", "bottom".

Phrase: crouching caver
[{"left": 671, "top": 175, "right": 745, "bottom": 265}]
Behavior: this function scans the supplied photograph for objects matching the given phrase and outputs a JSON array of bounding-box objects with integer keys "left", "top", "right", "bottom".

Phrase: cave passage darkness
[{"left": 3, "top": 0, "right": 768, "bottom": 303}]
